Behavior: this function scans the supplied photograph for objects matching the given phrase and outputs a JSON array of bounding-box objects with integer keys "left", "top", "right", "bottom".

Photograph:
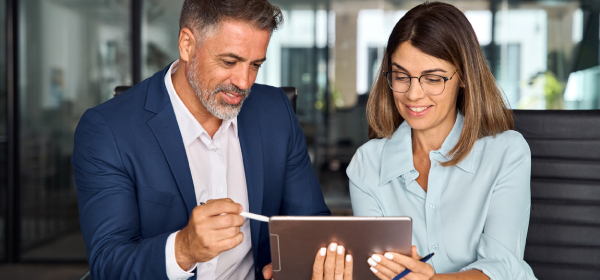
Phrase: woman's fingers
[
  {"left": 368, "top": 264, "right": 390, "bottom": 280},
  {"left": 368, "top": 254, "right": 405, "bottom": 280},
  {"left": 411, "top": 245, "right": 421, "bottom": 259},
  {"left": 312, "top": 247, "right": 327, "bottom": 280},
  {"left": 323, "top": 243, "right": 338, "bottom": 280},
  {"left": 368, "top": 258, "right": 392, "bottom": 279},
  {"left": 334, "top": 246, "right": 346, "bottom": 280},
  {"left": 383, "top": 251, "right": 434, "bottom": 278},
  {"left": 379, "top": 253, "right": 406, "bottom": 273},
  {"left": 344, "top": 254, "right": 353, "bottom": 280},
  {"left": 314, "top": 243, "right": 353, "bottom": 280}
]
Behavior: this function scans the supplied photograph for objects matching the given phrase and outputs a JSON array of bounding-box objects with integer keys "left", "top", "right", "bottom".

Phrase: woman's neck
[{"left": 411, "top": 110, "right": 458, "bottom": 154}]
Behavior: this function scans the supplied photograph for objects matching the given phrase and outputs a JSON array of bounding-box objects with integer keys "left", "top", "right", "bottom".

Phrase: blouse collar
[{"left": 379, "top": 112, "right": 475, "bottom": 187}]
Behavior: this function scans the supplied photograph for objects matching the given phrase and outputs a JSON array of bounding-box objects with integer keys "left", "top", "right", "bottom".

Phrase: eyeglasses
[{"left": 383, "top": 70, "right": 459, "bottom": 96}]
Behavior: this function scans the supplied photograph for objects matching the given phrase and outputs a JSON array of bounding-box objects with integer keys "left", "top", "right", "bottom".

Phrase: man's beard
[{"left": 186, "top": 56, "right": 251, "bottom": 120}]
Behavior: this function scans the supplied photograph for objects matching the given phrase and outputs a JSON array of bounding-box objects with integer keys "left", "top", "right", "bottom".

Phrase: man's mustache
[{"left": 212, "top": 84, "right": 251, "bottom": 97}]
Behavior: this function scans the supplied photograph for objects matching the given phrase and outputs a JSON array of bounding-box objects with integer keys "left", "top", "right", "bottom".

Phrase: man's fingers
[
  {"left": 323, "top": 243, "right": 337, "bottom": 280},
  {"left": 205, "top": 198, "right": 234, "bottom": 204},
  {"left": 263, "top": 263, "right": 273, "bottom": 280},
  {"left": 344, "top": 254, "right": 353, "bottom": 280},
  {"left": 201, "top": 199, "right": 242, "bottom": 216},
  {"left": 181, "top": 199, "right": 245, "bottom": 264},
  {"left": 312, "top": 247, "right": 326, "bottom": 280},
  {"left": 206, "top": 213, "right": 244, "bottom": 229},
  {"left": 211, "top": 225, "right": 241, "bottom": 241},
  {"left": 334, "top": 246, "right": 345, "bottom": 280},
  {"left": 213, "top": 232, "right": 244, "bottom": 252}
]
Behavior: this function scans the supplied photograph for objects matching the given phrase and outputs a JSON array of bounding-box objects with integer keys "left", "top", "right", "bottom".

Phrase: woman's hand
[
  {"left": 312, "top": 242, "right": 353, "bottom": 280},
  {"left": 368, "top": 246, "right": 434, "bottom": 280},
  {"left": 261, "top": 242, "right": 353, "bottom": 280}
]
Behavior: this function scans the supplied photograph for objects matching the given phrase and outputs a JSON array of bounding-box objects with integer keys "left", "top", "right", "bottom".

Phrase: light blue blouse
[{"left": 347, "top": 113, "right": 537, "bottom": 280}]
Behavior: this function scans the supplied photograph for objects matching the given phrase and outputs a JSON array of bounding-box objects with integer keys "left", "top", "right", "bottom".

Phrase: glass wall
[
  {"left": 18, "top": 0, "right": 131, "bottom": 261},
  {"left": 141, "top": 0, "right": 184, "bottom": 80},
  {"left": 0, "top": 0, "right": 7, "bottom": 262},
  {"left": 4, "top": 0, "right": 600, "bottom": 264},
  {"left": 135, "top": 0, "right": 600, "bottom": 215},
  {"left": 257, "top": 7, "right": 331, "bottom": 179},
  {"left": 493, "top": 1, "right": 582, "bottom": 109}
]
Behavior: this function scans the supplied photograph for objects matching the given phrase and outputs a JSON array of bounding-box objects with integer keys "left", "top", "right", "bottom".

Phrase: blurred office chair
[
  {"left": 280, "top": 86, "right": 297, "bottom": 113},
  {"left": 114, "top": 85, "right": 297, "bottom": 112},
  {"left": 514, "top": 110, "right": 600, "bottom": 279},
  {"left": 113, "top": 86, "right": 131, "bottom": 97}
]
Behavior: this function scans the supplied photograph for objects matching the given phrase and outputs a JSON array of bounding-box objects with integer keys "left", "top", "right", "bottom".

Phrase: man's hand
[
  {"left": 263, "top": 263, "right": 273, "bottom": 279},
  {"left": 175, "top": 198, "right": 245, "bottom": 270}
]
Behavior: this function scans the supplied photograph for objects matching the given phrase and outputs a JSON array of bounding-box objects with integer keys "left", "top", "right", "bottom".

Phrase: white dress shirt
[{"left": 164, "top": 60, "right": 255, "bottom": 280}]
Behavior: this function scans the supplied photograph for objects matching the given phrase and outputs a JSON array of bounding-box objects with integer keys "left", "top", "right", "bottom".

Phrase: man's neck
[{"left": 172, "top": 60, "right": 223, "bottom": 138}]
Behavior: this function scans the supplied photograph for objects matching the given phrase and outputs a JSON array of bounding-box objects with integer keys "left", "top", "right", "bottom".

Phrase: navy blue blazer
[{"left": 72, "top": 64, "right": 330, "bottom": 280}]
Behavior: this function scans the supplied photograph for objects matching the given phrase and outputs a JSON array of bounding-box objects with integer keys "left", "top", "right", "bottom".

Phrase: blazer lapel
[
  {"left": 145, "top": 66, "right": 197, "bottom": 216},
  {"left": 238, "top": 105, "right": 265, "bottom": 249}
]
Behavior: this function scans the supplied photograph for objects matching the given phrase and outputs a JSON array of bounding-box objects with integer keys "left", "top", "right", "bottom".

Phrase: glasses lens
[
  {"left": 388, "top": 72, "right": 410, "bottom": 93},
  {"left": 420, "top": 74, "right": 446, "bottom": 95}
]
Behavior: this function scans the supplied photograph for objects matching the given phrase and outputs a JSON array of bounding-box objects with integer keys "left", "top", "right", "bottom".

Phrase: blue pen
[{"left": 392, "top": 253, "right": 435, "bottom": 280}]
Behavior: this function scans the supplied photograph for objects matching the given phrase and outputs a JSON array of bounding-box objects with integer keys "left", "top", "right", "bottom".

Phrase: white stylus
[{"left": 240, "top": 211, "right": 270, "bottom": 222}]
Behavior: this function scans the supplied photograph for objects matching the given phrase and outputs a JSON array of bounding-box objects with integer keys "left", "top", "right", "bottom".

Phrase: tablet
[{"left": 268, "top": 216, "right": 412, "bottom": 280}]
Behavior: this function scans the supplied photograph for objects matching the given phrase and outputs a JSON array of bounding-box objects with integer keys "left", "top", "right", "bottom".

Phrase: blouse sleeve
[
  {"left": 347, "top": 149, "right": 384, "bottom": 216},
  {"left": 460, "top": 134, "right": 537, "bottom": 280}
]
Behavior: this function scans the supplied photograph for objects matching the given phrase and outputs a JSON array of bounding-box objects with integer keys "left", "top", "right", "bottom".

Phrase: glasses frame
[{"left": 383, "top": 70, "right": 459, "bottom": 96}]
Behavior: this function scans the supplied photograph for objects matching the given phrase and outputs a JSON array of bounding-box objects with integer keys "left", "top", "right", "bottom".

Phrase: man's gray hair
[{"left": 179, "top": 0, "right": 283, "bottom": 41}]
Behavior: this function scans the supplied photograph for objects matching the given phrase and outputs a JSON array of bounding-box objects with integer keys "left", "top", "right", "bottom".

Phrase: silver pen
[
  {"left": 199, "top": 202, "right": 269, "bottom": 222},
  {"left": 240, "top": 211, "right": 270, "bottom": 222}
]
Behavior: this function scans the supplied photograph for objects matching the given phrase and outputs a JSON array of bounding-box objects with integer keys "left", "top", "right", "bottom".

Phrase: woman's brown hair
[{"left": 367, "top": 1, "right": 513, "bottom": 166}]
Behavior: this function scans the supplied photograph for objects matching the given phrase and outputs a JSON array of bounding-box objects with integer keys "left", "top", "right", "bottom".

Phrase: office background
[{"left": 2, "top": 0, "right": 600, "bottom": 277}]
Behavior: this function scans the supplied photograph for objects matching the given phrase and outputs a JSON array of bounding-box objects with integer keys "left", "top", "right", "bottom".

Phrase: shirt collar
[
  {"left": 379, "top": 120, "right": 415, "bottom": 187},
  {"left": 164, "top": 60, "right": 238, "bottom": 148},
  {"left": 378, "top": 111, "right": 474, "bottom": 187},
  {"left": 438, "top": 112, "right": 474, "bottom": 174}
]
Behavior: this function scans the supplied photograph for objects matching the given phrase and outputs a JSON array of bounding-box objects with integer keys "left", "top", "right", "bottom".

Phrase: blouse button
[
  {"left": 433, "top": 244, "right": 438, "bottom": 249},
  {"left": 429, "top": 204, "right": 435, "bottom": 209},
  {"left": 207, "top": 263, "right": 212, "bottom": 267}
]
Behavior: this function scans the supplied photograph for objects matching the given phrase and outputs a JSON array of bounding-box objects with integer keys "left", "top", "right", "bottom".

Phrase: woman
[{"left": 310, "top": 1, "right": 537, "bottom": 280}]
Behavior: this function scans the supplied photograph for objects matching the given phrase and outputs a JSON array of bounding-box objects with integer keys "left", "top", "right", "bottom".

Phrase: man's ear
[{"left": 179, "top": 28, "right": 197, "bottom": 63}]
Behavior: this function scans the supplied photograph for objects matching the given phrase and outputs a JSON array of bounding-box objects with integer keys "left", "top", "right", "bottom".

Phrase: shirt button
[
  {"left": 207, "top": 263, "right": 212, "bottom": 267},
  {"left": 433, "top": 244, "right": 438, "bottom": 249},
  {"left": 430, "top": 204, "right": 435, "bottom": 209},
  {"left": 218, "top": 188, "right": 223, "bottom": 192}
]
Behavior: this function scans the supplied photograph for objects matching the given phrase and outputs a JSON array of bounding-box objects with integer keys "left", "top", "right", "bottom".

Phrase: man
[{"left": 72, "top": 0, "right": 330, "bottom": 279}]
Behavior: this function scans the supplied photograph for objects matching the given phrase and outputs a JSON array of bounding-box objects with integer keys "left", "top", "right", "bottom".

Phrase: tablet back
[{"left": 268, "top": 216, "right": 412, "bottom": 280}]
